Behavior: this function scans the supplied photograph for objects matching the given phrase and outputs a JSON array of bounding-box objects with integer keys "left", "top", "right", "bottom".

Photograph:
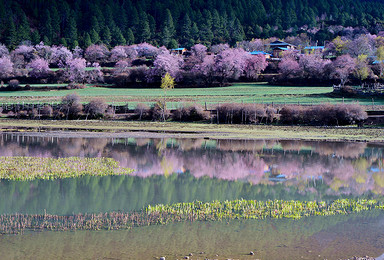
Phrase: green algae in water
[{"left": 0, "top": 156, "right": 134, "bottom": 180}]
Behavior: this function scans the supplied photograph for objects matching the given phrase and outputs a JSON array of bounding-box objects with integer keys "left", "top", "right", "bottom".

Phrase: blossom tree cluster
[{"left": 2, "top": 32, "right": 384, "bottom": 87}]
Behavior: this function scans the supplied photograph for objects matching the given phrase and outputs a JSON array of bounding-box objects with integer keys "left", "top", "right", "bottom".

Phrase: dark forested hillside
[{"left": 2, "top": 0, "right": 384, "bottom": 49}]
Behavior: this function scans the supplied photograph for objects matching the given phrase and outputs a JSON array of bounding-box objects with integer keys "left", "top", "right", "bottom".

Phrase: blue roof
[
  {"left": 270, "top": 40, "right": 293, "bottom": 46},
  {"left": 172, "top": 48, "right": 185, "bottom": 51},
  {"left": 249, "top": 51, "right": 270, "bottom": 55},
  {"left": 304, "top": 46, "right": 325, "bottom": 50},
  {"left": 275, "top": 47, "right": 289, "bottom": 51}
]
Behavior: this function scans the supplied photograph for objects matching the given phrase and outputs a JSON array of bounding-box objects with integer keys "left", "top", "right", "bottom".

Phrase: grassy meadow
[{"left": 0, "top": 83, "right": 382, "bottom": 107}]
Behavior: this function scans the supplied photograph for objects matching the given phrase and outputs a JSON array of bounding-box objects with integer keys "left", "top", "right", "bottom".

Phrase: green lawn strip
[
  {"left": 0, "top": 156, "right": 133, "bottom": 180},
  {"left": 0, "top": 83, "right": 382, "bottom": 106},
  {"left": 1, "top": 199, "right": 383, "bottom": 233},
  {"left": 0, "top": 119, "right": 383, "bottom": 142}
]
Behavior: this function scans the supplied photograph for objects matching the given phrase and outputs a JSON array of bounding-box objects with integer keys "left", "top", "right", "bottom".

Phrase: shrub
[
  {"left": 28, "top": 108, "right": 38, "bottom": 119},
  {"left": 85, "top": 98, "right": 108, "bottom": 119},
  {"left": 105, "top": 106, "right": 115, "bottom": 119},
  {"left": 129, "top": 65, "right": 148, "bottom": 83},
  {"left": 279, "top": 103, "right": 367, "bottom": 126},
  {"left": 16, "top": 110, "right": 28, "bottom": 119},
  {"left": 173, "top": 104, "right": 210, "bottom": 122},
  {"left": 215, "top": 103, "right": 272, "bottom": 124},
  {"left": 67, "top": 83, "right": 86, "bottom": 89},
  {"left": 61, "top": 93, "right": 83, "bottom": 119},
  {"left": 8, "top": 79, "right": 20, "bottom": 90},
  {"left": 41, "top": 105, "right": 53, "bottom": 118},
  {"left": 279, "top": 105, "right": 305, "bottom": 125},
  {"left": 150, "top": 102, "right": 170, "bottom": 121},
  {"left": 133, "top": 103, "right": 151, "bottom": 120}
]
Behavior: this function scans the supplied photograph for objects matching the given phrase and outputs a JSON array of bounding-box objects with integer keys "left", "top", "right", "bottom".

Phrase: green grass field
[{"left": 0, "top": 83, "right": 382, "bottom": 107}]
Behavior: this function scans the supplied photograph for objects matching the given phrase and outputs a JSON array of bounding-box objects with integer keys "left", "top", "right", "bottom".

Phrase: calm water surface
[{"left": 0, "top": 133, "right": 384, "bottom": 259}]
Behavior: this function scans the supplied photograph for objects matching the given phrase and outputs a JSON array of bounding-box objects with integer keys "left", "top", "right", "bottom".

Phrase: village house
[
  {"left": 171, "top": 47, "right": 187, "bottom": 55},
  {"left": 249, "top": 51, "right": 271, "bottom": 59},
  {"left": 269, "top": 40, "right": 296, "bottom": 58},
  {"left": 303, "top": 46, "right": 325, "bottom": 54}
]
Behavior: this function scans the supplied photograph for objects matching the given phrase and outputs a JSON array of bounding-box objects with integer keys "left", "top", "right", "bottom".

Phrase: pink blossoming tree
[{"left": 27, "top": 58, "right": 50, "bottom": 78}]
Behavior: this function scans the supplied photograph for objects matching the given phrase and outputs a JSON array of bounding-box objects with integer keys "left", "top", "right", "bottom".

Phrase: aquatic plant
[
  {"left": 0, "top": 156, "right": 133, "bottom": 180},
  {"left": 0, "top": 199, "right": 382, "bottom": 234}
]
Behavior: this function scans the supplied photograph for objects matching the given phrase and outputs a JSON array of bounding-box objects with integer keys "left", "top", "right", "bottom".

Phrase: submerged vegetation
[
  {"left": 0, "top": 156, "right": 133, "bottom": 180},
  {"left": 1, "top": 199, "right": 383, "bottom": 234}
]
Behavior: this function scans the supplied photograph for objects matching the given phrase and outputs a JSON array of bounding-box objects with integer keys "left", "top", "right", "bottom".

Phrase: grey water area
[{"left": 0, "top": 132, "right": 384, "bottom": 259}]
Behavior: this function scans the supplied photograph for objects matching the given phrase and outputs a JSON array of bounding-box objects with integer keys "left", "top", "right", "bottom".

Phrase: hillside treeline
[{"left": 2, "top": 0, "right": 384, "bottom": 49}]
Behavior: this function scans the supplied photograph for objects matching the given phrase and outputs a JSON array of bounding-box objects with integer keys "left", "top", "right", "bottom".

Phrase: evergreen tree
[
  {"left": 200, "top": 10, "right": 213, "bottom": 44},
  {"left": 51, "top": 5, "right": 61, "bottom": 42},
  {"left": 102, "top": 26, "right": 112, "bottom": 46},
  {"left": 18, "top": 12, "right": 31, "bottom": 42},
  {"left": 41, "top": 10, "right": 53, "bottom": 43},
  {"left": 168, "top": 39, "right": 178, "bottom": 49},
  {"left": 2, "top": 0, "right": 384, "bottom": 48},
  {"left": 162, "top": 9, "right": 176, "bottom": 47},
  {"left": 31, "top": 31, "right": 41, "bottom": 45},
  {"left": 111, "top": 26, "right": 126, "bottom": 46},
  {"left": 231, "top": 18, "right": 245, "bottom": 44},
  {"left": 60, "top": 37, "right": 68, "bottom": 47},
  {"left": 212, "top": 10, "right": 224, "bottom": 44},
  {"left": 66, "top": 13, "right": 78, "bottom": 48},
  {"left": 180, "top": 13, "right": 192, "bottom": 46},
  {"left": 6, "top": 17, "right": 17, "bottom": 48},
  {"left": 137, "top": 11, "right": 151, "bottom": 43},
  {"left": 91, "top": 16, "right": 100, "bottom": 34},
  {"left": 125, "top": 28, "right": 135, "bottom": 45},
  {"left": 43, "top": 35, "right": 50, "bottom": 46},
  {"left": 148, "top": 15, "right": 156, "bottom": 39},
  {"left": 90, "top": 29, "right": 100, "bottom": 44},
  {"left": 191, "top": 22, "right": 199, "bottom": 42},
  {"left": 84, "top": 32, "right": 92, "bottom": 47}
]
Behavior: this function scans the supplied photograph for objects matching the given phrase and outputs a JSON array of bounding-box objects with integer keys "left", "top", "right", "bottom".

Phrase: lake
[{"left": 0, "top": 133, "right": 383, "bottom": 259}]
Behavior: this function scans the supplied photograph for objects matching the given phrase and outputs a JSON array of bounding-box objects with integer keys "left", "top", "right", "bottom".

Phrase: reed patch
[{"left": 0, "top": 199, "right": 382, "bottom": 234}]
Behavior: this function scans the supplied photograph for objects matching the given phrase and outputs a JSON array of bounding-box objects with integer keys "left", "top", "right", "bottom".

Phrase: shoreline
[{"left": 0, "top": 119, "right": 383, "bottom": 142}]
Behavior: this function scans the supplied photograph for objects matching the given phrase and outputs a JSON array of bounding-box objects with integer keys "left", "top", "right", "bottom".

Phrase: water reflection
[
  {"left": 0, "top": 133, "right": 384, "bottom": 214},
  {"left": 1, "top": 134, "right": 384, "bottom": 191}
]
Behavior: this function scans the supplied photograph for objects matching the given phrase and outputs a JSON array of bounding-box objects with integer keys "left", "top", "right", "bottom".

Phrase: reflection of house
[
  {"left": 269, "top": 40, "right": 296, "bottom": 57},
  {"left": 303, "top": 46, "right": 325, "bottom": 54},
  {"left": 171, "top": 47, "right": 187, "bottom": 55},
  {"left": 249, "top": 51, "right": 271, "bottom": 59}
]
